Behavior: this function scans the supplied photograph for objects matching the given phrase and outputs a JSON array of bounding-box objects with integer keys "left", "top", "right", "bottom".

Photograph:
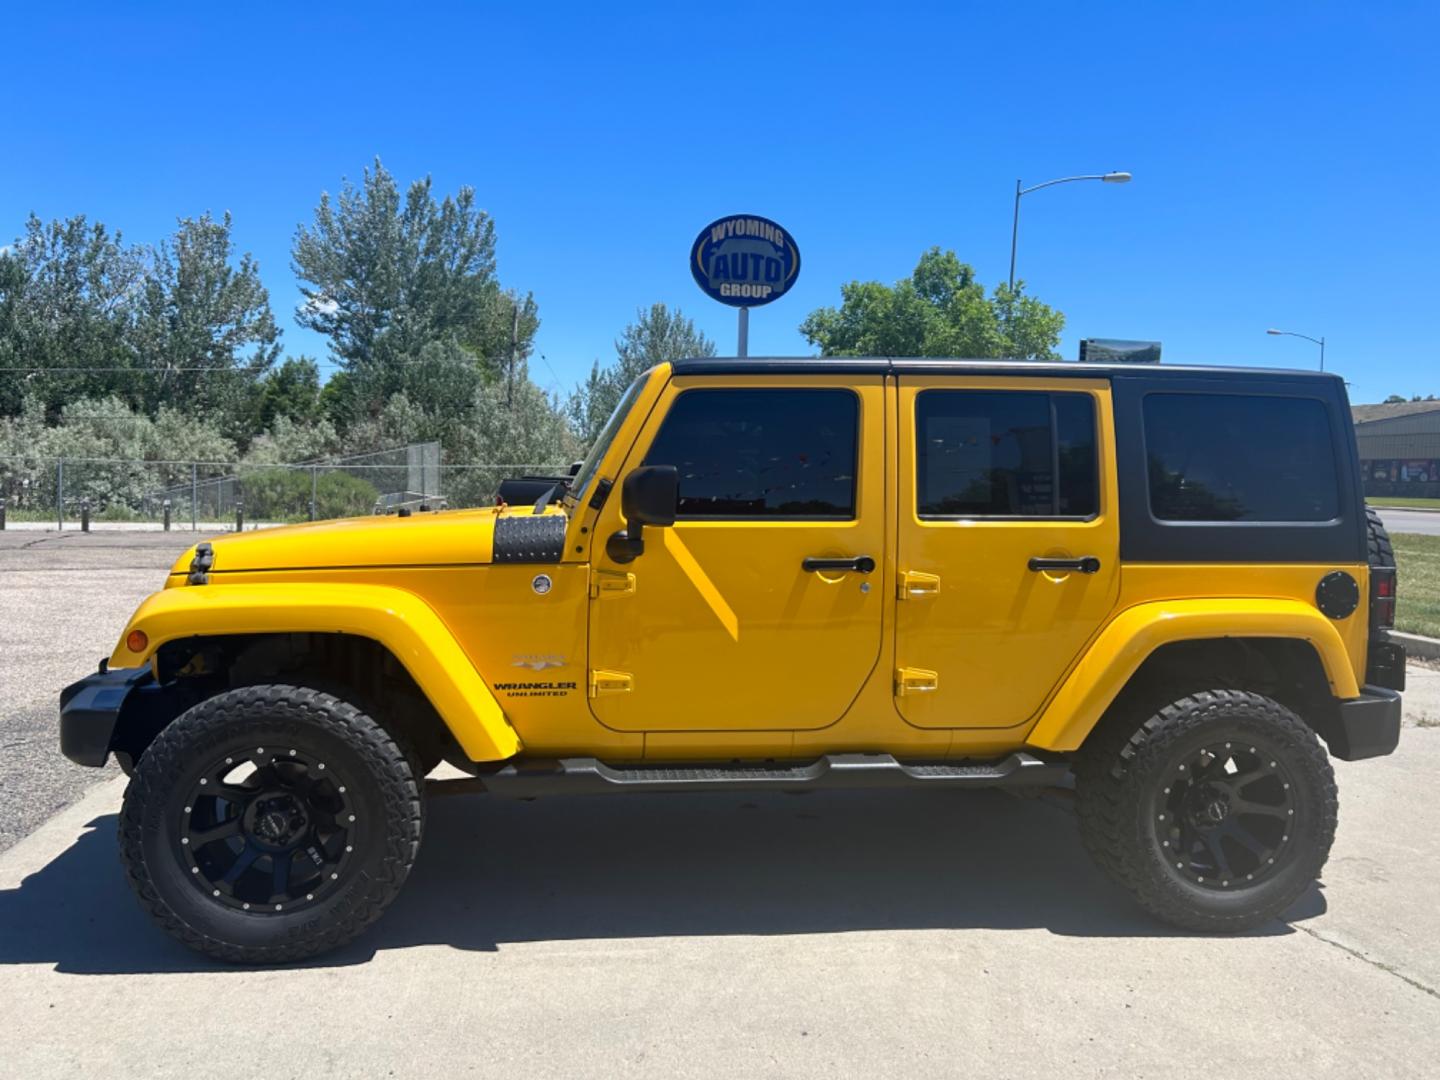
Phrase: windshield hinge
[{"left": 589, "top": 570, "right": 636, "bottom": 598}]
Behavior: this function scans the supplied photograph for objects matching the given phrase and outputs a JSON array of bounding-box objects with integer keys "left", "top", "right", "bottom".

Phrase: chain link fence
[{"left": 0, "top": 443, "right": 567, "bottom": 529}]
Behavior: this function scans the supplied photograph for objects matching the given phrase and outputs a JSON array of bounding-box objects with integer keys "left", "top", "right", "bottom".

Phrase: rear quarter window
[{"left": 1143, "top": 393, "right": 1339, "bottom": 522}]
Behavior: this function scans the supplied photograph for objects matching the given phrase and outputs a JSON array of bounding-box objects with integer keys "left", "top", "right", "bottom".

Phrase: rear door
[{"left": 893, "top": 375, "right": 1120, "bottom": 728}]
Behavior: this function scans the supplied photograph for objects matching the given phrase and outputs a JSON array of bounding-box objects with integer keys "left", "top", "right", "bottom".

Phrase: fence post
[
  {"left": 163, "top": 498, "right": 172, "bottom": 532},
  {"left": 56, "top": 460, "right": 64, "bottom": 531},
  {"left": 191, "top": 462, "right": 198, "bottom": 531},
  {"left": 81, "top": 498, "right": 91, "bottom": 532},
  {"left": 235, "top": 500, "right": 244, "bottom": 533},
  {"left": 310, "top": 465, "right": 318, "bottom": 521},
  {"left": 0, "top": 496, "right": 6, "bottom": 530}
]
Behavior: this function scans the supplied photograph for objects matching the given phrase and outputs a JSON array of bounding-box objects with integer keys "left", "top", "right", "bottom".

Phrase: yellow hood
[{"left": 165, "top": 507, "right": 528, "bottom": 577}]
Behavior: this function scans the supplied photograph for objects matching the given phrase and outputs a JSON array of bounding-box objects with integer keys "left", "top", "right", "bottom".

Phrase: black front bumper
[
  {"left": 1326, "top": 684, "right": 1404, "bottom": 761},
  {"left": 59, "top": 665, "right": 150, "bottom": 767}
]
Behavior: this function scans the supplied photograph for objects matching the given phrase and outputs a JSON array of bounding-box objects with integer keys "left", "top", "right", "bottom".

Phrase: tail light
[{"left": 1370, "top": 567, "right": 1397, "bottom": 631}]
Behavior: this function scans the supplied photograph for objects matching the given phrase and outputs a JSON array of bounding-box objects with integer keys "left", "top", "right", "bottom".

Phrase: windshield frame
[{"left": 565, "top": 373, "right": 649, "bottom": 509}]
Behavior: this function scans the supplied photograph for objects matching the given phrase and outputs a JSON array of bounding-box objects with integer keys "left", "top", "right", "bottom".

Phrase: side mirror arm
[{"left": 606, "top": 521, "right": 647, "bottom": 563}]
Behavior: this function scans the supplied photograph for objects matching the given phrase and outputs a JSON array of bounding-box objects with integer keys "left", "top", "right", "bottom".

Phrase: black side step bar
[{"left": 434, "top": 752, "right": 1070, "bottom": 799}]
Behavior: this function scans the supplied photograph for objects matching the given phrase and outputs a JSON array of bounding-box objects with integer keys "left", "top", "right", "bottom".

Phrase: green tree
[
  {"left": 568, "top": 303, "right": 715, "bottom": 444},
  {"left": 256, "top": 356, "right": 325, "bottom": 430},
  {"left": 799, "top": 247, "right": 1064, "bottom": 361},
  {"left": 0, "top": 214, "right": 148, "bottom": 418},
  {"left": 132, "top": 211, "right": 281, "bottom": 436},
  {"left": 291, "top": 158, "right": 534, "bottom": 420}
]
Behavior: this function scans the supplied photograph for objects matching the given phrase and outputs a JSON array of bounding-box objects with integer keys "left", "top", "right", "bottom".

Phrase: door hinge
[
  {"left": 589, "top": 669, "right": 634, "bottom": 697},
  {"left": 895, "top": 666, "right": 939, "bottom": 696},
  {"left": 589, "top": 570, "right": 636, "bottom": 598},
  {"left": 897, "top": 570, "right": 941, "bottom": 600}
]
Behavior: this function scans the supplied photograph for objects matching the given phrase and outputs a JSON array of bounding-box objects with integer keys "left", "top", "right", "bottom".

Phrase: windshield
[{"left": 567, "top": 374, "right": 648, "bottom": 507}]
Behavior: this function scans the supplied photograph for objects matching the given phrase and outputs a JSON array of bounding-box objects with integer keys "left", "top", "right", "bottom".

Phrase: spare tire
[{"left": 1365, "top": 505, "right": 1395, "bottom": 568}]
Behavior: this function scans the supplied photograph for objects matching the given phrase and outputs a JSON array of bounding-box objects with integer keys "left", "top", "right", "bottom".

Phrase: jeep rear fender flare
[
  {"left": 109, "top": 583, "right": 521, "bottom": 762},
  {"left": 1026, "top": 598, "right": 1362, "bottom": 753}
]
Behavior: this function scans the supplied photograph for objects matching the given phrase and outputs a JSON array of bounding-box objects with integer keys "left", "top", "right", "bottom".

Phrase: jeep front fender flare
[
  {"left": 1026, "top": 598, "right": 1362, "bottom": 753},
  {"left": 109, "top": 583, "right": 521, "bottom": 762}
]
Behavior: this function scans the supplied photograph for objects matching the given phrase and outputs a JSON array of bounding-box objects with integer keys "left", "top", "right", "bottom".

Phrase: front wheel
[
  {"left": 119, "top": 684, "right": 425, "bottom": 963},
  {"left": 1076, "top": 689, "right": 1338, "bottom": 932}
]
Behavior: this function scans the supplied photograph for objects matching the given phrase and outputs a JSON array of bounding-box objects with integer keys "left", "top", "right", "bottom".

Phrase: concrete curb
[
  {"left": 1371, "top": 504, "right": 1440, "bottom": 514},
  {"left": 1393, "top": 630, "right": 1440, "bottom": 661}
]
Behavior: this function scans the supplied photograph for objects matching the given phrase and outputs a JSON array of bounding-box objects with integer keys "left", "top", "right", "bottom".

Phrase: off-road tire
[
  {"left": 1365, "top": 505, "right": 1395, "bottom": 568},
  {"left": 1076, "top": 689, "right": 1338, "bottom": 932},
  {"left": 118, "top": 684, "right": 424, "bottom": 964}
]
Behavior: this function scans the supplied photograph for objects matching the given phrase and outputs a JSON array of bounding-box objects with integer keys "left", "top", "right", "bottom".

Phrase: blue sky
[{"left": 3, "top": 1, "right": 1436, "bottom": 404}]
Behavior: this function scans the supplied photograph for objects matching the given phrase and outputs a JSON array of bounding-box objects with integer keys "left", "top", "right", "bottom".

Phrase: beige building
[{"left": 1352, "top": 401, "right": 1440, "bottom": 496}]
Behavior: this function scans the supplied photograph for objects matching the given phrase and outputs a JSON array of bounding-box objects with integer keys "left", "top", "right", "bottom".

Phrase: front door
[
  {"left": 587, "top": 375, "right": 886, "bottom": 732},
  {"left": 893, "top": 376, "right": 1121, "bottom": 729}
]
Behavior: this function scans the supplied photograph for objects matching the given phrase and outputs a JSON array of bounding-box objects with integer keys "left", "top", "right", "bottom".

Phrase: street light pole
[
  {"left": 1008, "top": 171, "right": 1132, "bottom": 291},
  {"left": 1266, "top": 328, "right": 1326, "bottom": 372}
]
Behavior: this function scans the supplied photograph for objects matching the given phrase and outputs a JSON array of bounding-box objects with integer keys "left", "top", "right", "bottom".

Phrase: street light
[
  {"left": 1009, "top": 171, "right": 1131, "bottom": 291},
  {"left": 1266, "top": 328, "right": 1326, "bottom": 372}
]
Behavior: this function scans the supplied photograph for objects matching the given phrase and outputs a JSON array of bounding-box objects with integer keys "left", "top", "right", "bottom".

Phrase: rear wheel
[
  {"left": 1076, "top": 689, "right": 1337, "bottom": 931},
  {"left": 119, "top": 684, "right": 424, "bottom": 963}
]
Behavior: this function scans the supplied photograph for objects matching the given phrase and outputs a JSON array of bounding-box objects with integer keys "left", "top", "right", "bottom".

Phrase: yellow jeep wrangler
[{"left": 60, "top": 358, "right": 1406, "bottom": 962}]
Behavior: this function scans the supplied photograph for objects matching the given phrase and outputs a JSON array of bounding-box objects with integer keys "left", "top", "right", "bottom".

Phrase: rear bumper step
[{"left": 450, "top": 752, "right": 1070, "bottom": 798}]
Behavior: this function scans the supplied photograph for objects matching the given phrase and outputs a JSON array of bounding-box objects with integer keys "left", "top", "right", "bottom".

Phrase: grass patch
[
  {"left": 1394, "top": 532, "right": 1440, "bottom": 638},
  {"left": 1373, "top": 496, "right": 1440, "bottom": 510}
]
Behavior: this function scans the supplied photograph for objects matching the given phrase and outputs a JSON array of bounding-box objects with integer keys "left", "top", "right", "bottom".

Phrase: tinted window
[
  {"left": 916, "top": 391, "right": 1098, "bottom": 517},
  {"left": 1144, "top": 393, "right": 1339, "bottom": 522},
  {"left": 643, "top": 388, "right": 858, "bottom": 518}
]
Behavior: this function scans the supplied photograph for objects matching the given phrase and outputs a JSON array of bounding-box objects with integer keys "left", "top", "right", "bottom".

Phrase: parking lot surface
[
  {"left": 0, "top": 530, "right": 216, "bottom": 851},
  {"left": 2, "top": 528, "right": 1438, "bottom": 1078}
]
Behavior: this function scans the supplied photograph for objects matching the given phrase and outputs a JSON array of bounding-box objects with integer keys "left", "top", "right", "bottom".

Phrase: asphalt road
[
  {"left": 0, "top": 530, "right": 214, "bottom": 852},
  {"left": 2, "top": 526, "right": 1438, "bottom": 1077},
  {"left": 1376, "top": 507, "right": 1440, "bottom": 536}
]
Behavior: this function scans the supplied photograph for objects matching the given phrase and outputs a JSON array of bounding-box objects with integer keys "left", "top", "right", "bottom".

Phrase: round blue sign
[{"left": 690, "top": 214, "right": 800, "bottom": 308}]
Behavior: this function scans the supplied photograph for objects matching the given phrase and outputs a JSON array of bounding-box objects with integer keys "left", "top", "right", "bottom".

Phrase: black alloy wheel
[
  {"left": 1154, "top": 741, "right": 1297, "bottom": 890},
  {"left": 179, "top": 746, "right": 356, "bottom": 913}
]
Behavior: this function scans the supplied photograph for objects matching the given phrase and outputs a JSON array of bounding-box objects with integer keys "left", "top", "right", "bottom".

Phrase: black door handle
[
  {"left": 1028, "top": 556, "right": 1102, "bottom": 574},
  {"left": 802, "top": 555, "right": 876, "bottom": 574}
]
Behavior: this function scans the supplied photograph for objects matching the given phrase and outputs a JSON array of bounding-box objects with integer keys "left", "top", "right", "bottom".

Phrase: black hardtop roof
[{"left": 671, "top": 356, "right": 1345, "bottom": 385}]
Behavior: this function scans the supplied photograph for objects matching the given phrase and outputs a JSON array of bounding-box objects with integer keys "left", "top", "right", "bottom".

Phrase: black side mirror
[{"left": 606, "top": 465, "right": 678, "bottom": 563}]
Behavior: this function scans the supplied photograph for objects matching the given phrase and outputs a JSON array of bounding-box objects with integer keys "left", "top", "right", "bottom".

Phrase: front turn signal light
[{"left": 126, "top": 630, "right": 149, "bottom": 654}]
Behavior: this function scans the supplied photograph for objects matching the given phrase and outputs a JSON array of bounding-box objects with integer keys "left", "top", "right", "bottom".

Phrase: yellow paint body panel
[
  {"left": 1026, "top": 596, "right": 1362, "bottom": 753},
  {"left": 110, "top": 580, "right": 521, "bottom": 761}
]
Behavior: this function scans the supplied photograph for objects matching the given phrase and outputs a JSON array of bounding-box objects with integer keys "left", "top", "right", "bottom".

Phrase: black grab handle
[
  {"left": 1028, "top": 556, "right": 1102, "bottom": 574},
  {"left": 802, "top": 555, "right": 877, "bottom": 574}
]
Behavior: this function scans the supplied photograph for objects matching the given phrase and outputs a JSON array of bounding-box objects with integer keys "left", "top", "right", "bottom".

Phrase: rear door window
[
  {"left": 915, "top": 390, "right": 1098, "bottom": 517},
  {"left": 1143, "top": 393, "right": 1339, "bottom": 522},
  {"left": 642, "top": 388, "right": 859, "bottom": 518}
]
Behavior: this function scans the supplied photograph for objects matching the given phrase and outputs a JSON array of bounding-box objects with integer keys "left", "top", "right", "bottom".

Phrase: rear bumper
[
  {"left": 59, "top": 665, "right": 150, "bottom": 767},
  {"left": 1326, "top": 685, "right": 1403, "bottom": 761}
]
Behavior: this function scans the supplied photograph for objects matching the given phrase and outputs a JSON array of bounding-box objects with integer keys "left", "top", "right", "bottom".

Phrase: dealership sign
[{"left": 690, "top": 214, "right": 800, "bottom": 307}]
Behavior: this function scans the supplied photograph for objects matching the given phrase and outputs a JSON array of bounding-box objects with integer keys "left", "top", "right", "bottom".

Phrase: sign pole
[{"left": 737, "top": 307, "right": 749, "bottom": 358}]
